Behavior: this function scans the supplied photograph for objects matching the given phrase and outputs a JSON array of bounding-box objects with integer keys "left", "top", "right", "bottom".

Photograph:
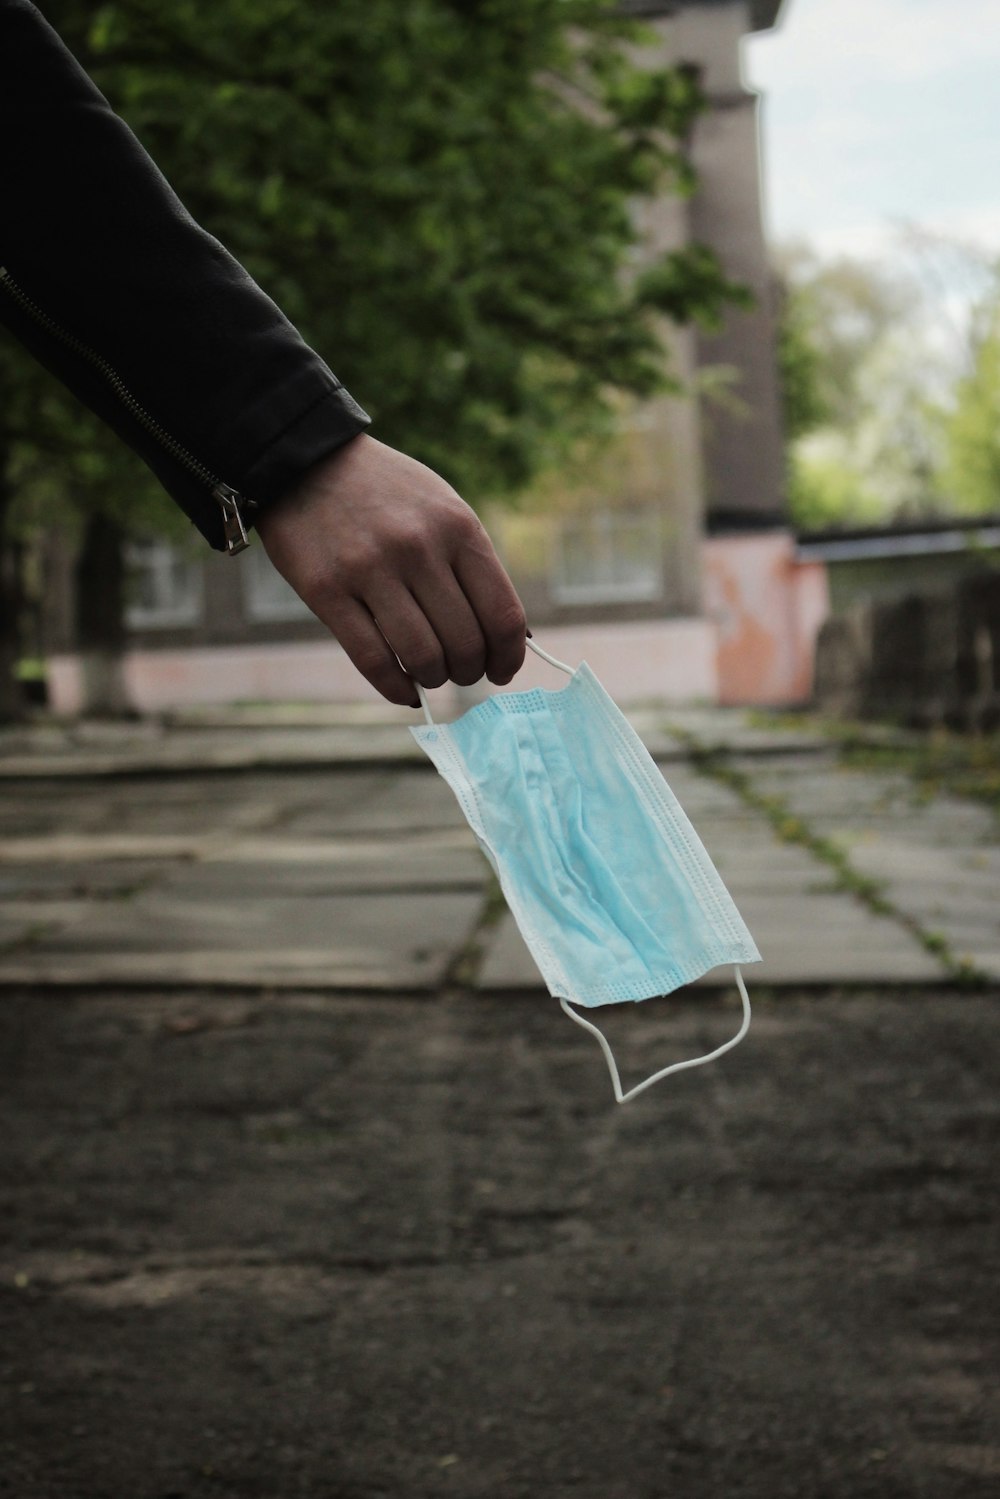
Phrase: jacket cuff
[{"left": 235, "top": 382, "right": 372, "bottom": 530}]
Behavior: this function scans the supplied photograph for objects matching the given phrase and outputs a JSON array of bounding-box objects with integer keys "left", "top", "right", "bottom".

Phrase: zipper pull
[{"left": 213, "top": 483, "right": 251, "bottom": 554}]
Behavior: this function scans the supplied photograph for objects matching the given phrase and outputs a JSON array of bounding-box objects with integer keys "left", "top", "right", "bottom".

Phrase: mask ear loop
[
  {"left": 559, "top": 966, "right": 752, "bottom": 1105},
  {"left": 524, "top": 637, "right": 574, "bottom": 675},
  {"left": 414, "top": 635, "right": 574, "bottom": 726}
]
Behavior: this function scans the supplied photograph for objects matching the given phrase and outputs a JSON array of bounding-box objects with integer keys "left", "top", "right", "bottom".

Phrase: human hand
[{"left": 255, "top": 434, "right": 528, "bottom": 708}]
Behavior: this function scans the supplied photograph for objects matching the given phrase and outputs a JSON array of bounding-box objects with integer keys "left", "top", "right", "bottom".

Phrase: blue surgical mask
[{"left": 412, "top": 640, "right": 761, "bottom": 1103}]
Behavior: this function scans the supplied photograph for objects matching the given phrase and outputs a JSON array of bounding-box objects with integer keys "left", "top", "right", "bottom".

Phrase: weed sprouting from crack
[{"left": 836, "top": 732, "right": 1000, "bottom": 824}]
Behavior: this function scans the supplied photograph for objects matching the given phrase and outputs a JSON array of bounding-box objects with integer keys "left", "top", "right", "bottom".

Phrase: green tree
[
  {"left": 2, "top": 0, "right": 746, "bottom": 714},
  {"left": 46, "top": 0, "right": 743, "bottom": 492},
  {"left": 779, "top": 247, "right": 914, "bottom": 430},
  {"left": 942, "top": 294, "right": 1000, "bottom": 515},
  {"left": 774, "top": 243, "right": 948, "bottom": 530},
  {"left": 774, "top": 278, "right": 829, "bottom": 444}
]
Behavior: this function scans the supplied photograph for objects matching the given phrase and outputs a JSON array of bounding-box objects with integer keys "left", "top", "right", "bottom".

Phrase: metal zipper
[{"left": 0, "top": 265, "right": 252, "bottom": 553}]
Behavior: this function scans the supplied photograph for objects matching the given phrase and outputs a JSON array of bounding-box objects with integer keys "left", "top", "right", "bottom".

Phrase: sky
[{"left": 743, "top": 0, "right": 1000, "bottom": 263}]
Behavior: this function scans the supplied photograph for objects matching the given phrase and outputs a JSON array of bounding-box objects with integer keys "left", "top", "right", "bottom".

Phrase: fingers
[
  {"left": 323, "top": 582, "right": 487, "bottom": 703},
  {"left": 256, "top": 435, "right": 528, "bottom": 703},
  {"left": 330, "top": 565, "right": 517, "bottom": 704},
  {"left": 375, "top": 502, "right": 524, "bottom": 688},
  {"left": 366, "top": 585, "right": 450, "bottom": 689},
  {"left": 409, "top": 574, "right": 488, "bottom": 686},
  {"left": 369, "top": 542, "right": 525, "bottom": 693},
  {"left": 323, "top": 595, "right": 421, "bottom": 708},
  {"left": 452, "top": 541, "right": 528, "bottom": 686}
]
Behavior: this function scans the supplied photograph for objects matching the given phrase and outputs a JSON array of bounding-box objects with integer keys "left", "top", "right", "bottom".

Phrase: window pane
[
  {"left": 125, "top": 541, "right": 202, "bottom": 628},
  {"left": 552, "top": 508, "right": 662, "bottom": 604},
  {"left": 244, "top": 546, "right": 313, "bottom": 622}
]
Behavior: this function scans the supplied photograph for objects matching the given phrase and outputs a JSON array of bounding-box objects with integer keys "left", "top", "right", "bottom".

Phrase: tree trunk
[
  {"left": 74, "top": 511, "right": 134, "bottom": 717},
  {"left": 0, "top": 447, "right": 26, "bottom": 723}
]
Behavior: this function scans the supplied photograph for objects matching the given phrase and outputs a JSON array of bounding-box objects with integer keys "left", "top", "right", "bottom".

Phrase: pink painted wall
[
  {"left": 702, "top": 532, "right": 830, "bottom": 705},
  {"left": 46, "top": 617, "right": 719, "bottom": 716},
  {"left": 47, "top": 539, "right": 829, "bottom": 713}
]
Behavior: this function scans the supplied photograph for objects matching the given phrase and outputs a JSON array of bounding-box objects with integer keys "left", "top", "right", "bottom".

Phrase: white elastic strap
[
  {"left": 559, "top": 965, "right": 752, "bottom": 1105},
  {"left": 524, "top": 636, "right": 575, "bottom": 675},
  {"left": 415, "top": 636, "right": 573, "bottom": 726},
  {"left": 416, "top": 682, "right": 435, "bottom": 726}
]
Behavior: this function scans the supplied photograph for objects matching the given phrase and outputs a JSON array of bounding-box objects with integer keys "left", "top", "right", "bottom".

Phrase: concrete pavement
[
  {"left": 1, "top": 701, "right": 997, "bottom": 992},
  {"left": 1, "top": 700, "right": 998, "bottom": 1498}
]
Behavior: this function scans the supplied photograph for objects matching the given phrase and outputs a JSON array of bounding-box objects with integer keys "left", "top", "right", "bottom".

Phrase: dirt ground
[{"left": 1, "top": 985, "right": 997, "bottom": 1499}]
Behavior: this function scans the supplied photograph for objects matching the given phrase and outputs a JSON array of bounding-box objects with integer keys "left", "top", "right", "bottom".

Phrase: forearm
[{"left": 0, "top": 0, "right": 369, "bottom": 549}]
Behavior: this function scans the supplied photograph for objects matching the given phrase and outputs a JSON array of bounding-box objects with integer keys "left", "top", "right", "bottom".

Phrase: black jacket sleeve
[{"left": 0, "top": 0, "right": 370, "bottom": 550}]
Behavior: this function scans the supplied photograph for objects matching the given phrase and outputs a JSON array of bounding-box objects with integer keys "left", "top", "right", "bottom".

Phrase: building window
[
  {"left": 243, "top": 544, "right": 313, "bottom": 622},
  {"left": 125, "top": 540, "right": 202, "bottom": 628},
  {"left": 551, "top": 508, "right": 663, "bottom": 605}
]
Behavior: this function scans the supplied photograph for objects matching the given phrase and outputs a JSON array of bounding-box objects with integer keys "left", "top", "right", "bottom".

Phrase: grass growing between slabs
[
  {"left": 673, "top": 728, "right": 990, "bottom": 989},
  {"left": 837, "top": 731, "right": 1000, "bottom": 822},
  {"left": 446, "top": 870, "right": 508, "bottom": 989},
  {"left": 746, "top": 711, "right": 1000, "bottom": 823}
]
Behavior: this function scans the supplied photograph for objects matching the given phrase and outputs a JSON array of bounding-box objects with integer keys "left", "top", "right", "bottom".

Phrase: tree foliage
[
  {"left": 774, "top": 280, "right": 829, "bottom": 445},
  {"left": 0, "top": 0, "right": 750, "bottom": 711},
  {"left": 775, "top": 245, "right": 920, "bottom": 428},
  {"left": 29, "top": 0, "right": 744, "bottom": 504},
  {"left": 942, "top": 292, "right": 1000, "bottom": 515},
  {"left": 774, "top": 243, "right": 950, "bottom": 530}
]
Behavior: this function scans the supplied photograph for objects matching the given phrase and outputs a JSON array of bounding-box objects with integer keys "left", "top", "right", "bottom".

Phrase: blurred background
[{"left": 1, "top": 0, "right": 995, "bottom": 729}]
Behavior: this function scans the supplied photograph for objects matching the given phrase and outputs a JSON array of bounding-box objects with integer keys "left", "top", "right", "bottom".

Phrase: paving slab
[
  {"left": 0, "top": 836, "right": 485, "bottom": 902},
  {"left": 0, "top": 899, "right": 94, "bottom": 945},
  {"left": 0, "top": 834, "right": 212, "bottom": 865},
  {"left": 0, "top": 860, "right": 168, "bottom": 900},
  {"left": 0, "top": 724, "right": 428, "bottom": 778},
  {"left": 0, "top": 911, "right": 47, "bottom": 948},
  {"left": 277, "top": 768, "right": 467, "bottom": 836},
  {"left": 2, "top": 707, "right": 997, "bottom": 992},
  {"left": 746, "top": 757, "right": 997, "bottom": 847},
  {"left": 0, "top": 700, "right": 691, "bottom": 779},
  {"left": 650, "top": 760, "right": 765, "bottom": 818},
  {"left": 158, "top": 840, "right": 488, "bottom": 898},
  {"left": 477, "top": 890, "right": 943, "bottom": 993},
  {"left": 0, "top": 891, "right": 482, "bottom": 991},
  {"left": 706, "top": 846, "right": 845, "bottom": 892},
  {"left": 663, "top": 706, "right": 832, "bottom": 755},
  {"left": 0, "top": 767, "right": 464, "bottom": 841},
  {"left": 729, "top": 895, "right": 943, "bottom": 983},
  {"left": 732, "top": 755, "right": 1000, "bottom": 979},
  {"left": 0, "top": 773, "right": 355, "bottom": 839}
]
